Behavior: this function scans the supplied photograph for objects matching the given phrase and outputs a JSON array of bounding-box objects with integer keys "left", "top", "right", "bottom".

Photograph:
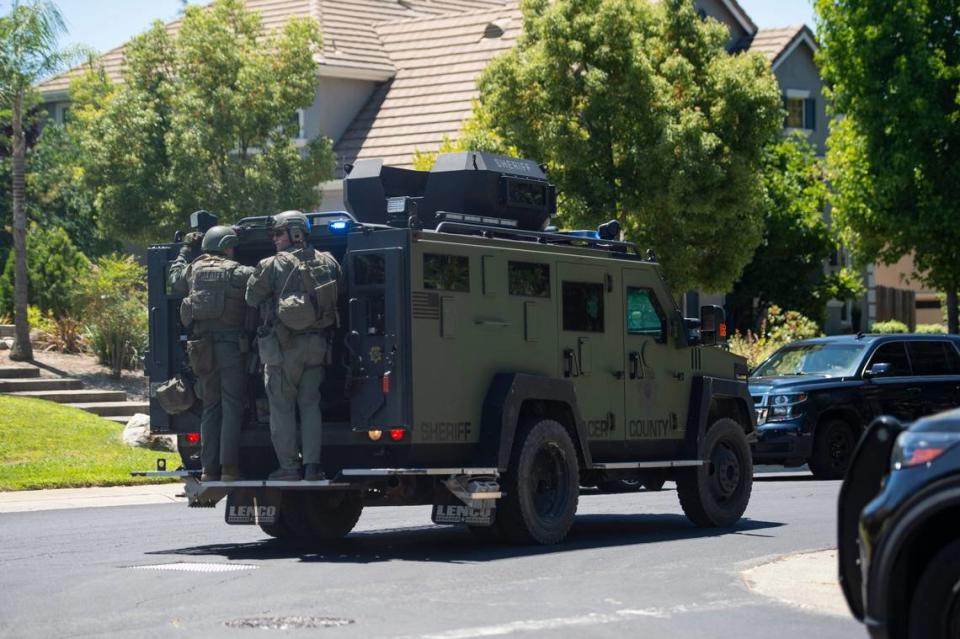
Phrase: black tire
[
  {"left": 909, "top": 540, "right": 960, "bottom": 639},
  {"left": 808, "top": 418, "right": 857, "bottom": 480},
  {"left": 259, "top": 491, "right": 302, "bottom": 539},
  {"left": 643, "top": 478, "right": 666, "bottom": 491},
  {"left": 300, "top": 491, "right": 364, "bottom": 541},
  {"left": 677, "top": 418, "right": 752, "bottom": 527},
  {"left": 596, "top": 479, "right": 641, "bottom": 493},
  {"left": 497, "top": 419, "right": 580, "bottom": 545}
]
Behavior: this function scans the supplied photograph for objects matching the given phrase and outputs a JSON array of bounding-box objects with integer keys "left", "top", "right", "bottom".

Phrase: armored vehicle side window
[
  {"left": 423, "top": 254, "right": 469, "bottom": 292},
  {"left": 626, "top": 287, "right": 665, "bottom": 339},
  {"left": 867, "top": 342, "right": 911, "bottom": 375},
  {"left": 508, "top": 262, "right": 550, "bottom": 298},
  {"left": 353, "top": 253, "right": 385, "bottom": 286},
  {"left": 908, "top": 341, "right": 960, "bottom": 375},
  {"left": 562, "top": 281, "right": 604, "bottom": 332}
]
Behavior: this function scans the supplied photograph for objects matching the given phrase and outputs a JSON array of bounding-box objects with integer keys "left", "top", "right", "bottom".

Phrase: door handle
[
  {"left": 563, "top": 349, "right": 575, "bottom": 378},
  {"left": 629, "top": 352, "right": 640, "bottom": 379}
]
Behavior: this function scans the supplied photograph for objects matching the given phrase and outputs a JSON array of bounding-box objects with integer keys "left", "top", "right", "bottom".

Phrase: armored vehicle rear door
[
  {"left": 557, "top": 263, "right": 625, "bottom": 454},
  {"left": 622, "top": 267, "right": 688, "bottom": 458}
]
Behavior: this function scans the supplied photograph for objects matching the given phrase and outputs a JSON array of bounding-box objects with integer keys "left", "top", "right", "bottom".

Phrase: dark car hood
[{"left": 749, "top": 374, "right": 852, "bottom": 395}]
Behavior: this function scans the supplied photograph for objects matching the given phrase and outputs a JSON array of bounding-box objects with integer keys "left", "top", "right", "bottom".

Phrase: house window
[
  {"left": 288, "top": 110, "right": 304, "bottom": 139},
  {"left": 784, "top": 91, "right": 816, "bottom": 131}
]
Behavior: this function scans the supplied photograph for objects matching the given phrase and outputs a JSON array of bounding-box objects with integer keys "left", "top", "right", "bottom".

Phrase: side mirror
[
  {"left": 863, "top": 362, "right": 893, "bottom": 379},
  {"left": 700, "top": 305, "right": 727, "bottom": 347}
]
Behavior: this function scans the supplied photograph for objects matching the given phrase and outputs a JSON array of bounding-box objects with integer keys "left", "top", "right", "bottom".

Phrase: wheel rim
[
  {"left": 709, "top": 440, "right": 742, "bottom": 503},
  {"left": 827, "top": 426, "right": 853, "bottom": 474},
  {"left": 530, "top": 442, "right": 571, "bottom": 520}
]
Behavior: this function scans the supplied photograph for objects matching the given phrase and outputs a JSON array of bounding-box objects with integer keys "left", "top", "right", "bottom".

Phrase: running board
[
  {"left": 591, "top": 460, "right": 704, "bottom": 469},
  {"left": 341, "top": 467, "right": 499, "bottom": 476}
]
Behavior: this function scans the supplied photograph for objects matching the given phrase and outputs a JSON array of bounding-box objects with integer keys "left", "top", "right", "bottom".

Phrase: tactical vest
[
  {"left": 275, "top": 247, "right": 340, "bottom": 332},
  {"left": 180, "top": 255, "right": 247, "bottom": 329}
]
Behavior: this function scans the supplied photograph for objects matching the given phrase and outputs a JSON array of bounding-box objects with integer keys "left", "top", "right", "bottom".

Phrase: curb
[{"left": 0, "top": 483, "right": 184, "bottom": 513}]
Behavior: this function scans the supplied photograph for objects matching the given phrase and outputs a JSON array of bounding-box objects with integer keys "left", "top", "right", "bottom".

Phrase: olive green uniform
[
  {"left": 169, "top": 248, "right": 254, "bottom": 473},
  {"left": 245, "top": 246, "right": 341, "bottom": 471}
]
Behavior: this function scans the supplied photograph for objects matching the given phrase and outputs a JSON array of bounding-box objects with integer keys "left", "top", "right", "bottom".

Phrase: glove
[{"left": 184, "top": 231, "right": 204, "bottom": 250}]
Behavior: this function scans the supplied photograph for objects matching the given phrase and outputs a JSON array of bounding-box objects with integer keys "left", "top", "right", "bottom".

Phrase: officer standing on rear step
[
  {"left": 245, "top": 211, "right": 341, "bottom": 482},
  {"left": 169, "top": 225, "right": 254, "bottom": 482}
]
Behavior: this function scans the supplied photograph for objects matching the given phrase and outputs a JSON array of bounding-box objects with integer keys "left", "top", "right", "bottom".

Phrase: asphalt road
[{"left": 0, "top": 475, "right": 863, "bottom": 639}]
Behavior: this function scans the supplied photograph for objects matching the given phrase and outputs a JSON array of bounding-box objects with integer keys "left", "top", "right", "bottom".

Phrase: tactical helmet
[
  {"left": 201, "top": 225, "right": 239, "bottom": 253},
  {"left": 271, "top": 210, "right": 311, "bottom": 243}
]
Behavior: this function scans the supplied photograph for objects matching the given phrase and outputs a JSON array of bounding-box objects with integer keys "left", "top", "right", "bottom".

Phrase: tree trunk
[
  {"left": 9, "top": 91, "right": 33, "bottom": 361},
  {"left": 947, "top": 288, "right": 959, "bottom": 335}
]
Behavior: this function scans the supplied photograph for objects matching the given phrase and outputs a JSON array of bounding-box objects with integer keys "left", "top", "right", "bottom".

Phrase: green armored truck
[{"left": 142, "top": 152, "right": 755, "bottom": 545}]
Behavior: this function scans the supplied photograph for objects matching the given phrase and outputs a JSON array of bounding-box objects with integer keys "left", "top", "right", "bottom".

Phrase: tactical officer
[
  {"left": 245, "top": 211, "right": 341, "bottom": 482},
  {"left": 169, "top": 226, "right": 254, "bottom": 482}
]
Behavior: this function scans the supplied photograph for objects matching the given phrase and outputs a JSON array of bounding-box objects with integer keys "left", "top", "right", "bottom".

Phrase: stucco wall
[
  {"left": 303, "top": 76, "right": 378, "bottom": 144},
  {"left": 695, "top": 0, "right": 750, "bottom": 45}
]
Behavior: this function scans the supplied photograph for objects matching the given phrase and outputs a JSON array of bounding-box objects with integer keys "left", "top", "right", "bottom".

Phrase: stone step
[
  {"left": 0, "top": 366, "right": 40, "bottom": 379},
  {"left": 69, "top": 401, "right": 150, "bottom": 417},
  {"left": 0, "top": 378, "right": 84, "bottom": 393},
  {"left": 5, "top": 389, "right": 128, "bottom": 404},
  {"left": 0, "top": 325, "right": 14, "bottom": 339}
]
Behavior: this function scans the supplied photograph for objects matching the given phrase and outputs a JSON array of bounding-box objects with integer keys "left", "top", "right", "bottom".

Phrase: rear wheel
[
  {"left": 643, "top": 478, "right": 666, "bottom": 491},
  {"left": 677, "top": 418, "right": 752, "bottom": 527},
  {"left": 909, "top": 540, "right": 960, "bottom": 639},
  {"left": 497, "top": 419, "right": 580, "bottom": 545},
  {"left": 258, "top": 491, "right": 363, "bottom": 541},
  {"left": 808, "top": 418, "right": 857, "bottom": 480}
]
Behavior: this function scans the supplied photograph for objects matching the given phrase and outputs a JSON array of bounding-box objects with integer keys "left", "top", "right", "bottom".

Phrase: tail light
[
  {"left": 389, "top": 428, "right": 406, "bottom": 441},
  {"left": 185, "top": 432, "right": 200, "bottom": 444}
]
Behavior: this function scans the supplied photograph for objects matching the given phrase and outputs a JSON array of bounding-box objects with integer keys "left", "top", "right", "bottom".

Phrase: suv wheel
[
  {"left": 809, "top": 418, "right": 856, "bottom": 480},
  {"left": 909, "top": 540, "right": 960, "bottom": 639},
  {"left": 497, "top": 419, "right": 580, "bottom": 544},
  {"left": 677, "top": 418, "right": 752, "bottom": 527},
  {"left": 300, "top": 491, "right": 364, "bottom": 540}
]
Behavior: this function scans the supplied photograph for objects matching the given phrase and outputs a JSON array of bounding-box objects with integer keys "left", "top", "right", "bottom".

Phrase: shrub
[
  {"left": 77, "top": 255, "right": 147, "bottom": 378},
  {"left": 916, "top": 323, "right": 947, "bottom": 335},
  {"left": 729, "top": 305, "right": 823, "bottom": 369},
  {"left": 0, "top": 225, "right": 90, "bottom": 319},
  {"left": 871, "top": 320, "right": 910, "bottom": 334}
]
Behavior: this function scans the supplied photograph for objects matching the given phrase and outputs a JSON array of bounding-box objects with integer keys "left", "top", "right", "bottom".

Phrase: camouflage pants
[
  {"left": 197, "top": 337, "right": 247, "bottom": 471},
  {"left": 264, "top": 332, "right": 327, "bottom": 470}
]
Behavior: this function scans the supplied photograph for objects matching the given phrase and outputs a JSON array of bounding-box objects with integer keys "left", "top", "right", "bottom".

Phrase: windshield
[{"left": 752, "top": 343, "right": 866, "bottom": 378}]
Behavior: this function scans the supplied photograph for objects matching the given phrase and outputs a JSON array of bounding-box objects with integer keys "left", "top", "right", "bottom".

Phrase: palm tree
[{"left": 0, "top": 1, "right": 77, "bottom": 360}]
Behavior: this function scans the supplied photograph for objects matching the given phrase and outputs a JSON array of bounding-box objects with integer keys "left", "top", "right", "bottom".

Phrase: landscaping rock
[
  {"left": 0, "top": 338, "right": 10, "bottom": 350},
  {"left": 122, "top": 413, "right": 177, "bottom": 452}
]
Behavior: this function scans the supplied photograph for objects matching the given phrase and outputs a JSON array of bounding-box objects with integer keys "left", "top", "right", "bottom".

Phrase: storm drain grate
[
  {"left": 131, "top": 562, "right": 257, "bottom": 573},
  {"left": 225, "top": 616, "right": 355, "bottom": 630}
]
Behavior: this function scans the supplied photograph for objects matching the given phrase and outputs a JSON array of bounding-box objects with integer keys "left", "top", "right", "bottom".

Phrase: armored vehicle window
[
  {"left": 626, "top": 287, "right": 665, "bottom": 339},
  {"left": 423, "top": 254, "right": 469, "bottom": 292},
  {"left": 562, "top": 281, "right": 604, "bottom": 332},
  {"left": 509, "top": 262, "right": 550, "bottom": 298},
  {"left": 867, "top": 342, "right": 911, "bottom": 375},
  {"left": 353, "top": 253, "right": 385, "bottom": 286},
  {"left": 908, "top": 341, "right": 960, "bottom": 375}
]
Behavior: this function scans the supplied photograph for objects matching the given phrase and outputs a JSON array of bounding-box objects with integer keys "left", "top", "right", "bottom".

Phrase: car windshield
[{"left": 752, "top": 343, "right": 866, "bottom": 378}]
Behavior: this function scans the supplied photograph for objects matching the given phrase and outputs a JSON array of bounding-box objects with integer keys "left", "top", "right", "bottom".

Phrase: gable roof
[
  {"left": 37, "top": 0, "right": 511, "bottom": 95},
  {"left": 334, "top": 4, "right": 520, "bottom": 169},
  {"left": 746, "top": 24, "right": 818, "bottom": 71}
]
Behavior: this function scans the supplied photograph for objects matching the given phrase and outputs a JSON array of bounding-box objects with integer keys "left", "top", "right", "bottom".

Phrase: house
[{"left": 39, "top": 0, "right": 930, "bottom": 330}]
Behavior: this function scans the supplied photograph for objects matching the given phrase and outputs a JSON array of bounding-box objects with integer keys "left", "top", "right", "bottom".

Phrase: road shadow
[
  {"left": 146, "top": 513, "right": 783, "bottom": 565},
  {"left": 753, "top": 474, "right": 823, "bottom": 483}
]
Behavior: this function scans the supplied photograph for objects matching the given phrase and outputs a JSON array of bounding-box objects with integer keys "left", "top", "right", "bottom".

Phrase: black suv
[
  {"left": 838, "top": 411, "right": 960, "bottom": 639},
  {"left": 749, "top": 334, "right": 960, "bottom": 479}
]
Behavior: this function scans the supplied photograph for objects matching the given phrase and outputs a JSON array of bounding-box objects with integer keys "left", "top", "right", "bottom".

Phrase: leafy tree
[
  {"left": 0, "top": 0, "right": 80, "bottom": 360},
  {"left": 470, "top": 0, "right": 783, "bottom": 292},
  {"left": 0, "top": 224, "right": 89, "bottom": 319},
  {"left": 817, "top": 0, "right": 960, "bottom": 331},
  {"left": 729, "top": 134, "right": 835, "bottom": 327},
  {"left": 70, "top": 0, "right": 335, "bottom": 243}
]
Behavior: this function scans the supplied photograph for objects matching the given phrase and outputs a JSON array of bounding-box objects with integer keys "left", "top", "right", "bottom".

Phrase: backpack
[
  {"left": 180, "top": 256, "right": 245, "bottom": 327},
  {"left": 276, "top": 249, "right": 340, "bottom": 331}
]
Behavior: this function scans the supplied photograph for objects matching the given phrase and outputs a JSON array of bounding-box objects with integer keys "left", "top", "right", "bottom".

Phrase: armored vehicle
[{"left": 140, "top": 151, "right": 756, "bottom": 545}]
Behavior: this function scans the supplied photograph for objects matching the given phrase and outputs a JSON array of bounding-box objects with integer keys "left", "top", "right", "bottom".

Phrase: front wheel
[
  {"left": 808, "top": 418, "right": 857, "bottom": 480},
  {"left": 909, "top": 540, "right": 960, "bottom": 639},
  {"left": 497, "top": 419, "right": 580, "bottom": 545},
  {"left": 677, "top": 418, "right": 752, "bottom": 527}
]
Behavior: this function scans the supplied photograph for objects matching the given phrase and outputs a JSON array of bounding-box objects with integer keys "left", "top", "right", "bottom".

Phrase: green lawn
[{"left": 0, "top": 395, "right": 180, "bottom": 491}]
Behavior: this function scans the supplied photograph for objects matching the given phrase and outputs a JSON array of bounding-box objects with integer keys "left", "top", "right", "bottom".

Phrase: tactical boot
[
  {"left": 268, "top": 467, "right": 302, "bottom": 481},
  {"left": 200, "top": 468, "right": 220, "bottom": 482},
  {"left": 220, "top": 465, "right": 244, "bottom": 482},
  {"left": 304, "top": 464, "right": 326, "bottom": 482}
]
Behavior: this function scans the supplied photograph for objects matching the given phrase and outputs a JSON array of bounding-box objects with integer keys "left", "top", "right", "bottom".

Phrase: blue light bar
[{"left": 328, "top": 220, "right": 350, "bottom": 232}]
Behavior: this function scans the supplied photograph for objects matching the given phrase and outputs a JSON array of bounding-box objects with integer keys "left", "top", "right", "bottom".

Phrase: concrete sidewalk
[
  {"left": 0, "top": 483, "right": 184, "bottom": 513},
  {"left": 742, "top": 549, "right": 849, "bottom": 618}
]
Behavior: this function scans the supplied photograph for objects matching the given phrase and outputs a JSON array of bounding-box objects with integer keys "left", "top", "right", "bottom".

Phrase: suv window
[
  {"left": 868, "top": 342, "right": 911, "bottom": 375},
  {"left": 626, "top": 287, "right": 665, "bottom": 340},
  {"left": 908, "top": 341, "right": 960, "bottom": 375},
  {"left": 562, "top": 281, "right": 604, "bottom": 332},
  {"left": 423, "top": 254, "right": 469, "bottom": 292}
]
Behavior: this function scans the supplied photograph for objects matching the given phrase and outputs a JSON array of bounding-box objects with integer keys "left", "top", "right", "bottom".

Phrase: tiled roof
[
  {"left": 334, "top": 3, "right": 520, "bottom": 169},
  {"left": 38, "top": 0, "right": 510, "bottom": 95},
  {"left": 746, "top": 25, "right": 816, "bottom": 65}
]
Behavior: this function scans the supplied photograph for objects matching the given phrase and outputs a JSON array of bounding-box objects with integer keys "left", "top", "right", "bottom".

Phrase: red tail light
[
  {"left": 382, "top": 372, "right": 391, "bottom": 394},
  {"left": 389, "top": 428, "right": 406, "bottom": 441},
  {"left": 186, "top": 432, "right": 200, "bottom": 444}
]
